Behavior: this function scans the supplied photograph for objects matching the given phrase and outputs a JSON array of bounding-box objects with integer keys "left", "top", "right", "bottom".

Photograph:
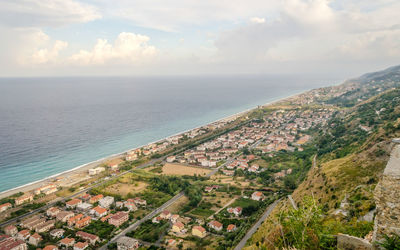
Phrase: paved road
[
  {"left": 234, "top": 199, "right": 281, "bottom": 250},
  {"left": 288, "top": 195, "right": 298, "bottom": 210}
]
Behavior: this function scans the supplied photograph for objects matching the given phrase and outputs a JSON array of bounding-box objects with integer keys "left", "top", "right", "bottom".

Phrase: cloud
[
  {"left": 212, "top": 0, "right": 400, "bottom": 74},
  {"left": 0, "top": 0, "right": 101, "bottom": 28},
  {"left": 97, "top": 0, "right": 281, "bottom": 32},
  {"left": 250, "top": 17, "right": 266, "bottom": 24},
  {"left": 68, "top": 32, "right": 157, "bottom": 65},
  {"left": 31, "top": 40, "right": 68, "bottom": 64}
]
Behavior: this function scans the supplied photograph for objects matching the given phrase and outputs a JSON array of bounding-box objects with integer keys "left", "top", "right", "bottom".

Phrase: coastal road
[{"left": 234, "top": 199, "right": 281, "bottom": 250}]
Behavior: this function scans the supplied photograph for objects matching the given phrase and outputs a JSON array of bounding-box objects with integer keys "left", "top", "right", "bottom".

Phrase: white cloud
[
  {"left": 0, "top": 0, "right": 101, "bottom": 28},
  {"left": 250, "top": 17, "right": 266, "bottom": 24},
  {"left": 97, "top": 0, "right": 281, "bottom": 32},
  {"left": 31, "top": 40, "right": 68, "bottom": 64},
  {"left": 69, "top": 32, "right": 157, "bottom": 65}
]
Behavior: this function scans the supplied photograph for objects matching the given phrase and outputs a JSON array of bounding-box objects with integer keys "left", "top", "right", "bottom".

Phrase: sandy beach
[{"left": 0, "top": 90, "right": 304, "bottom": 200}]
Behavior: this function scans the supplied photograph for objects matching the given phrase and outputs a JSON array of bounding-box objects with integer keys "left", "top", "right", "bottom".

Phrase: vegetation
[{"left": 126, "top": 220, "right": 169, "bottom": 243}]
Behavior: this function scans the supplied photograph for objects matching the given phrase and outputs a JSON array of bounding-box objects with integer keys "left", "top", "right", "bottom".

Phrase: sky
[{"left": 0, "top": 0, "right": 399, "bottom": 77}]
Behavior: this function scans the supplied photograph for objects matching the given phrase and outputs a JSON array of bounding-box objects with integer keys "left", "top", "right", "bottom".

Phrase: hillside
[{"left": 244, "top": 66, "right": 400, "bottom": 249}]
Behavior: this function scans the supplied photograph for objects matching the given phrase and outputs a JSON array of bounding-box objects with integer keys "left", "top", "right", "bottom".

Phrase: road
[
  {"left": 234, "top": 199, "right": 281, "bottom": 250},
  {"left": 288, "top": 195, "right": 298, "bottom": 210}
]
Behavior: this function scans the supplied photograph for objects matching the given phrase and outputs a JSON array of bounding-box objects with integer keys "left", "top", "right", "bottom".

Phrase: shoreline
[{"left": 0, "top": 89, "right": 308, "bottom": 199}]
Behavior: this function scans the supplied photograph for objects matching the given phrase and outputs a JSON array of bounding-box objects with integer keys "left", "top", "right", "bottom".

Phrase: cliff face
[{"left": 373, "top": 143, "right": 400, "bottom": 242}]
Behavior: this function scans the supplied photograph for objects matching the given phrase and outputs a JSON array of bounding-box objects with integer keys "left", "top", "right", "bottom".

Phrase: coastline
[{"left": 0, "top": 89, "right": 307, "bottom": 199}]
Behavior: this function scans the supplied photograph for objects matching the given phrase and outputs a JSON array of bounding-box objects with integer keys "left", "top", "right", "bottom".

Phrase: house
[
  {"left": 3, "top": 225, "right": 18, "bottom": 236},
  {"left": 43, "top": 245, "right": 58, "bottom": 250},
  {"left": 16, "top": 230, "right": 30, "bottom": 241},
  {"left": 74, "top": 242, "right": 89, "bottom": 250},
  {"left": 116, "top": 236, "right": 139, "bottom": 250},
  {"left": 126, "top": 153, "right": 138, "bottom": 161},
  {"left": 76, "top": 203, "right": 93, "bottom": 211},
  {"left": 251, "top": 191, "right": 265, "bottom": 201},
  {"left": 108, "top": 212, "right": 128, "bottom": 227},
  {"left": 192, "top": 226, "right": 206, "bottom": 238},
  {"left": 171, "top": 222, "right": 185, "bottom": 234},
  {"left": 80, "top": 193, "right": 91, "bottom": 201},
  {"left": 56, "top": 211, "right": 74, "bottom": 222},
  {"left": 59, "top": 237, "right": 75, "bottom": 248},
  {"left": 25, "top": 218, "right": 46, "bottom": 230},
  {"left": 170, "top": 214, "right": 180, "bottom": 223},
  {"left": 91, "top": 206, "right": 107, "bottom": 217},
  {"left": 68, "top": 214, "right": 84, "bottom": 227},
  {"left": 89, "top": 194, "right": 103, "bottom": 204},
  {"left": 35, "top": 220, "right": 55, "bottom": 233},
  {"left": 165, "top": 239, "right": 176, "bottom": 247},
  {"left": 0, "top": 235, "right": 27, "bottom": 250},
  {"left": 222, "top": 169, "right": 234, "bottom": 176},
  {"left": 133, "top": 197, "right": 146, "bottom": 207},
  {"left": 46, "top": 207, "right": 61, "bottom": 217},
  {"left": 227, "top": 207, "right": 242, "bottom": 217},
  {"left": 29, "top": 233, "right": 42, "bottom": 246},
  {"left": 100, "top": 214, "right": 112, "bottom": 222},
  {"left": 66, "top": 198, "right": 82, "bottom": 209},
  {"left": 75, "top": 216, "right": 91, "bottom": 229},
  {"left": 99, "top": 196, "right": 114, "bottom": 208},
  {"left": 50, "top": 229, "right": 65, "bottom": 238},
  {"left": 15, "top": 194, "right": 34, "bottom": 206},
  {"left": 124, "top": 200, "right": 137, "bottom": 212},
  {"left": 159, "top": 210, "right": 171, "bottom": 220},
  {"left": 152, "top": 216, "right": 162, "bottom": 224},
  {"left": 227, "top": 224, "right": 237, "bottom": 232},
  {"left": 76, "top": 231, "right": 99, "bottom": 245},
  {"left": 88, "top": 167, "right": 105, "bottom": 176},
  {"left": 208, "top": 220, "right": 223, "bottom": 231},
  {"left": 166, "top": 156, "right": 176, "bottom": 163},
  {"left": 204, "top": 186, "right": 214, "bottom": 193},
  {"left": 107, "top": 159, "right": 123, "bottom": 171},
  {"left": 0, "top": 203, "right": 12, "bottom": 212}
]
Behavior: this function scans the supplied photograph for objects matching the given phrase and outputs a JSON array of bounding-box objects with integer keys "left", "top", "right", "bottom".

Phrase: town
[{"left": 0, "top": 95, "right": 335, "bottom": 250}]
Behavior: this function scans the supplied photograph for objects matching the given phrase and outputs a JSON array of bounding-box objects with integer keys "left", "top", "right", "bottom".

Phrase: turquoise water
[{"left": 0, "top": 75, "right": 339, "bottom": 192}]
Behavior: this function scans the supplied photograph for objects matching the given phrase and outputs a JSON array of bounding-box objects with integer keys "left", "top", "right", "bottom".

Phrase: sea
[{"left": 0, "top": 75, "right": 340, "bottom": 193}]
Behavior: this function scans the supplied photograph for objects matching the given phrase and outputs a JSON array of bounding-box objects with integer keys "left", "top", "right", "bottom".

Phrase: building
[
  {"left": 124, "top": 200, "right": 137, "bottom": 212},
  {"left": 116, "top": 236, "right": 139, "bottom": 250},
  {"left": 251, "top": 191, "right": 265, "bottom": 201},
  {"left": 16, "top": 230, "right": 30, "bottom": 241},
  {"left": 166, "top": 156, "right": 176, "bottom": 163},
  {"left": 192, "top": 226, "right": 206, "bottom": 238},
  {"left": 43, "top": 245, "right": 58, "bottom": 250},
  {"left": 29, "top": 233, "right": 42, "bottom": 246},
  {"left": 15, "top": 194, "right": 34, "bottom": 206},
  {"left": 59, "top": 237, "right": 75, "bottom": 248},
  {"left": 208, "top": 220, "right": 223, "bottom": 231},
  {"left": 91, "top": 206, "right": 107, "bottom": 217},
  {"left": 159, "top": 210, "right": 171, "bottom": 220},
  {"left": 108, "top": 212, "right": 128, "bottom": 227},
  {"left": 227, "top": 224, "right": 237, "bottom": 232},
  {"left": 68, "top": 214, "right": 84, "bottom": 227},
  {"left": 35, "top": 220, "right": 55, "bottom": 233},
  {"left": 99, "top": 196, "right": 114, "bottom": 208},
  {"left": 56, "top": 211, "right": 74, "bottom": 222},
  {"left": 4, "top": 225, "right": 18, "bottom": 236},
  {"left": 0, "top": 235, "right": 27, "bottom": 250},
  {"left": 0, "top": 203, "right": 12, "bottom": 212},
  {"left": 89, "top": 194, "right": 103, "bottom": 204},
  {"left": 74, "top": 242, "right": 89, "bottom": 250},
  {"left": 133, "top": 197, "right": 146, "bottom": 206},
  {"left": 50, "top": 229, "right": 65, "bottom": 238},
  {"left": 171, "top": 222, "right": 185, "bottom": 234},
  {"left": 76, "top": 203, "right": 92, "bottom": 211},
  {"left": 66, "top": 198, "right": 82, "bottom": 209},
  {"left": 227, "top": 207, "right": 242, "bottom": 216},
  {"left": 75, "top": 231, "right": 99, "bottom": 245},
  {"left": 88, "top": 167, "right": 105, "bottom": 176},
  {"left": 46, "top": 207, "right": 61, "bottom": 217},
  {"left": 107, "top": 159, "right": 123, "bottom": 171},
  {"left": 75, "top": 216, "right": 91, "bottom": 229}
]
